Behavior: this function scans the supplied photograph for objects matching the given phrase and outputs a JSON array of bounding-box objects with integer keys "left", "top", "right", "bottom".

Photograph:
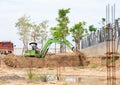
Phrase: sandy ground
[
  {"left": 0, "top": 61, "right": 120, "bottom": 85},
  {"left": 1, "top": 66, "right": 120, "bottom": 85},
  {"left": 0, "top": 54, "right": 120, "bottom": 85}
]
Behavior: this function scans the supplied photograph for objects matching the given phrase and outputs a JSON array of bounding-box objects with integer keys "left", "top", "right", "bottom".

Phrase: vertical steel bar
[{"left": 106, "top": 4, "right": 116, "bottom": 85}]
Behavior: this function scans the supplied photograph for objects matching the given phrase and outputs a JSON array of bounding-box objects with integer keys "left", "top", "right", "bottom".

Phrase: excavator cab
[
  {"left": 24, "top": 42, "right": 40, "bottom": 57},
  {"left": 30, "top": 42, "right": 37, "bottom": 51},
  {"left": 29, "top": 42, "right": 40, "bottom": 54}
]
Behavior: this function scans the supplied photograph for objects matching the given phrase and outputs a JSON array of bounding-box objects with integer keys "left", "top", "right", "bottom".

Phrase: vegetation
[
  {"left": 15, "top": 15, "right": 48, "bottom": 53},
  {"left": 15, "top": 15, "right": 31, "bottom": 53},
  {"left": 88, "top": 25, "right": 97, "bottom": 33},
  {"left": 31, "top": 20, "right": 48, "bottom": 47},
  {"left": 73, "top": 63, "right": 99, "bottom": 70},
  {"left": 70, "top": 21, "right": 87, "bottom": 51},
  {"left": 63, "top": 82, "right": 69, "bottom": 85},
  {"left": 51, "top": 8, "right": 70, "bottom": 52},
  {"left": 16, "top": 9, "right": 117, "bottom": 53},
  {"left": 89, "top": 64, "right": 99, "bottom": 68},
  {"left": 99, "top": 18, "right": 106, "bottom": 27},
  {"left": 27, "top": 71, "right": 35, "bottom": 80},
  {"left": 48, "top": 67, "right": 55, "bottom": 70}
]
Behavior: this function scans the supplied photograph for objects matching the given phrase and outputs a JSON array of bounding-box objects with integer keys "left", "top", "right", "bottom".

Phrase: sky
[{"left": 0, "top": 0, "right": 120, "bottom": 48}]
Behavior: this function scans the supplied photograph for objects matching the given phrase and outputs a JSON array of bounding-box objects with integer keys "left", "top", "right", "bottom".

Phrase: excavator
[
  {"left": 24, "top": 38, "right": 88, "bottom": 66},
  {"left": 24, "top": 38, "right": 75, "bottom": 58}
]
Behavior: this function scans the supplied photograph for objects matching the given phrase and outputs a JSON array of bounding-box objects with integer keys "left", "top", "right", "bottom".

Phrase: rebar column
[{"left": 106, "top": 4, "right": 116, "bottom": 85}]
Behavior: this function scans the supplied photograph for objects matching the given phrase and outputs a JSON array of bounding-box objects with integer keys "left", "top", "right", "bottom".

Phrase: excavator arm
[
  {"left": 24, "top": 38, "right": 88, "bottom": 66},
  {"left": 37, "top": 38, "right": 74, "bottom": 58}
]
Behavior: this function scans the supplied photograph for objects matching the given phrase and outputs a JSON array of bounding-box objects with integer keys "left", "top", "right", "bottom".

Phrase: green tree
[
  {"left": 51, "top": 8, "right": 70, "bottom": 52},
  {"left": 88, "top": 25, "right": 97, "bottom": 33},
  {"left": 50, "top": 26, "right": 60, "bottom": 53},
  {"left": 98, "top": 18, "right": 106, "bottom": 28},
  {"left": 70, "top": 21, "right": 86, "bottom": 51},
  {"left": 15, "top": 15, "right": 32, "bottom": 54}
]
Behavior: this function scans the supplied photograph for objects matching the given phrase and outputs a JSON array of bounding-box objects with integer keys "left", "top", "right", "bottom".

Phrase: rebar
[{"left": 106, "top": 4, "right": 116, "bottom": 85}]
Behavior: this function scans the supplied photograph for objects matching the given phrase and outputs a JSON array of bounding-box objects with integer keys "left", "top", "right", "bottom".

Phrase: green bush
[{"left": 27, "top": 71, "right": 35, "bottom": 80}]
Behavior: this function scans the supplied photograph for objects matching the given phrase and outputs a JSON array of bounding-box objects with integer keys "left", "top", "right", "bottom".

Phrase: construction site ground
[{"left": 0, "top": 53, "right": 120, "bottom": 85}]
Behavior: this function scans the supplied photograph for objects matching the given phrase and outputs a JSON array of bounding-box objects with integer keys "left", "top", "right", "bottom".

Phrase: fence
[{"left": 81, "top": 20, "right": 120, "bottom": 49}]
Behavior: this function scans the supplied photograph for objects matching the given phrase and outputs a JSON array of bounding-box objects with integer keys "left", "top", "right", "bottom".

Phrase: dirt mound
[{"left": 3, "top": 52, "right": 88, "bottom": 68}]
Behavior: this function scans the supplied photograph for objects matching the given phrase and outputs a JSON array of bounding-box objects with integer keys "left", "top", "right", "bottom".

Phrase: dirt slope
[{"left": 2, "top": 53, "right": 88, "bottom": 68}]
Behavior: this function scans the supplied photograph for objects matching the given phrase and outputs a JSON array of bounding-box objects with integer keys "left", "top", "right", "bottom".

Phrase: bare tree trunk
[
  {"left": 76, "top": 38, "right": 80, "bottom": 51},
  {"left": 55, "top": 43, "right": 56, "bottom": 54},
  {"left": 60, "top": 42, "right": 65, "bottom": 53},
  {"left": 77, "top": 40, "right": 80, "bottom": 50},
  {"left": 22, "top": 40, "right": 28, "bottom": 56}
]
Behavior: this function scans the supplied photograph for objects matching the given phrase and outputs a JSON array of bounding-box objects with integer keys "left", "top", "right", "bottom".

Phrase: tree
[
  {"left": 15, "top": 15, "right": 32, "bottom": 54},
  {"left": 56, "top": 8, "right": 70, "bottom": 39},
  {"left": 50, "top": 26, "right": 60, "bottom": 53},
  {"left": 30, "top": 20, "right": 48, "bottom": 48},
  {"left": 39, "top": 20, "right": 49, "bottom": 48},
  {"left": 88, "top": 25, "right": 97, "bottom": 33},
  {"left": 98, "top": 18, "right": 106, "bottom": 28},
  {"left": 51, "top": 8, "right": 70, "bottom": 52},
  {"left": 31, "top": 24, "right": 40, "bottom": 43},
  {"left": 16, "top": 15, "right": 49, "bottom": 54},
  {"left": 70, "top": 21, "right": 86, "bottom": 51}
]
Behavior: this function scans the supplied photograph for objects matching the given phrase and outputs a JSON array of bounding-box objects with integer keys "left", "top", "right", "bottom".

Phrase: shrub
[{"left": 27, "top": 71, "right": 35, "bottom": 80}]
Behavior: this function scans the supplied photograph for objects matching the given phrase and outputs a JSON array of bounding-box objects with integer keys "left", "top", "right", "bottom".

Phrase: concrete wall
[
  {"left": 81, "top": 42, "right": 106, "bottom": 57},
  {"left": 81, "top": 40, "right": 120, "bottom": 57}
]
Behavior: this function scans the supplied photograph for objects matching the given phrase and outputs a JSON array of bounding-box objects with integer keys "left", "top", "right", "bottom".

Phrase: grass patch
[
  {"left": 73, "top": 66, "right": 87, "bottom": 70},
  {"left": 0, "top": 82, "right": 2, "bottom": 85},
  {"left": 63, "top": 82, "right": 69, "bottom": 85},
  {"left": 48, "top": 67, "right": 55, "bottom": 70},
  {"left": 73, "top": 64, "right": 99, "bottom": 70},
  {"left": 89, "top": 64, "right": 99, "bottom": 68},
  {"left": 27, "top": 71, "right": 35, "bottom": 80}
]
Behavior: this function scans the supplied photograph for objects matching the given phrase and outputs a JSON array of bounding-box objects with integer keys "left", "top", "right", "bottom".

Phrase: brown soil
[
  {"left": 1, "top": 53, "right": 120, "bottom": 85},
  {"left": 3, "top": 53, "right": 120, "bottom": 72},
  {"left": 2, "top": 52, "right": 89, "bottom": 68}
]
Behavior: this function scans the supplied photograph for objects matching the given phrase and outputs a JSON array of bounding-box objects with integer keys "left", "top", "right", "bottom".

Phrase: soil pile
[{"left": 3, "top": 52, "right": 88, "bottom": 68}]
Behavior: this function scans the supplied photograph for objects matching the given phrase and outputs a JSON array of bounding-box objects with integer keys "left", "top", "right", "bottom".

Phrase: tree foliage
[
  {"left": 31, "top": 20, "right": 48, "bottom": 45},
  {"left": 15, "top": 15, "right": 31, "bottom": 52},
  {"left": 89, "top": 25, "right": 97, "bottom": 33},
  {"left": 39, "top": 20, "right": 49, "bottom": 47},
  {"left": 16, "top": 15, "right": 48, "bottom": 52},
  {"left": 70, "top": 21, "right": 86, "bottom": 50},
  {"left": 51, "top": 8, "right": 70, "bottom": 39},
  {"left": 50, "top": 8, "right": 70, "bottom": 52}
]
